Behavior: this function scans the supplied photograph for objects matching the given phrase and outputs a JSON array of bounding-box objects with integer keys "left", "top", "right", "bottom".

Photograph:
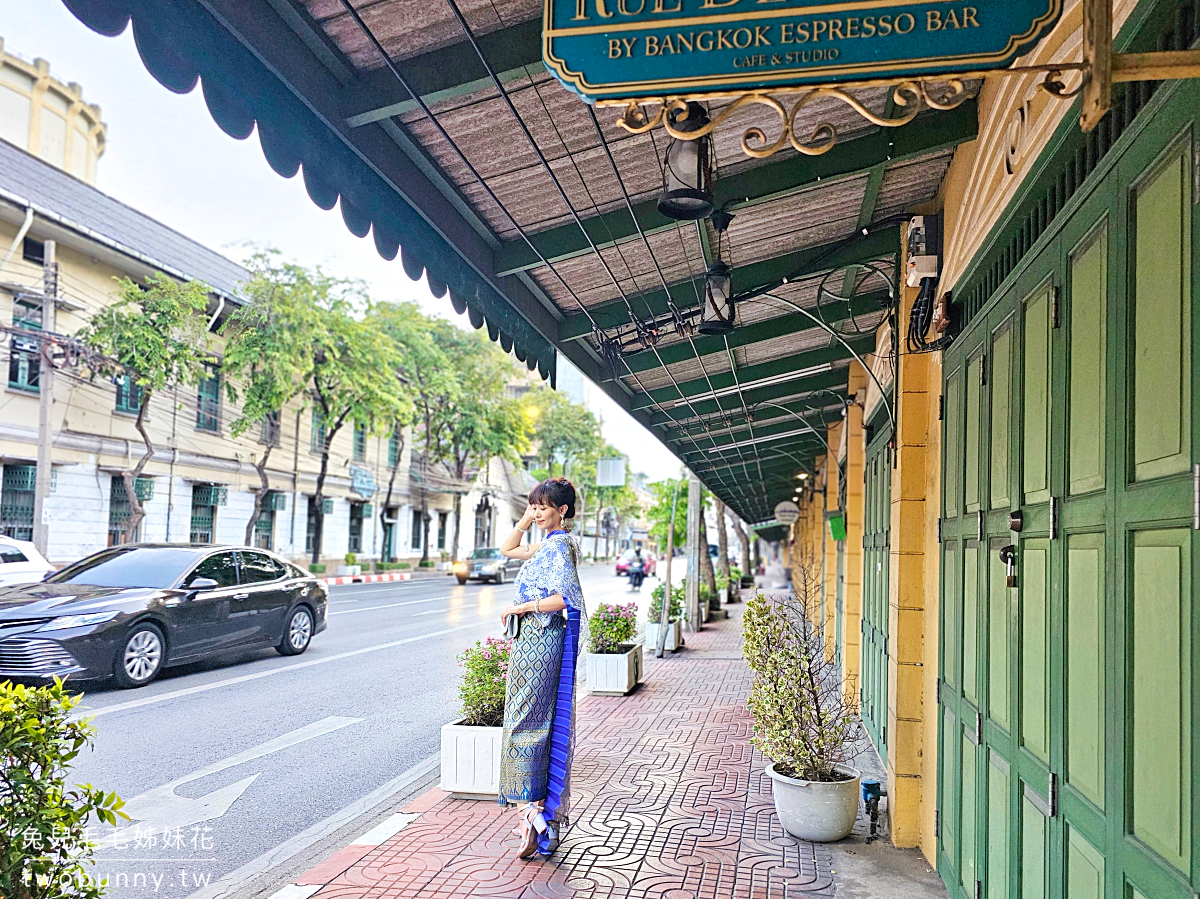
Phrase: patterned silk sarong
[{"left": 498, "top": 614, "right": 566, "bottom": 805}]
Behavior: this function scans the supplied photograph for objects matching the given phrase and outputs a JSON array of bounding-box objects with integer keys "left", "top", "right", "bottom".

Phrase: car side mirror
[{"left": 186, "top": 577, "right": 219, "bottom": 595}]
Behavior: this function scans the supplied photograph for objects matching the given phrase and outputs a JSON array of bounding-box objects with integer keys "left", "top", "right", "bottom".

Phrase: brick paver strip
[{"left": 316, "top": 604, "right": 834, "bottom": 898}]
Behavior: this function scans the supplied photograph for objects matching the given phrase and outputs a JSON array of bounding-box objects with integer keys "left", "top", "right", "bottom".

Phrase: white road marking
[
  {"left": 100, "top": 717, "right": 361, "bottom": 846},
  {"left": 328, "top": 596, "right": 448, "bottom": 615},
  {"left": 264, "top": 886, "right": 321, "bottom": 899},
  {"left": 185, "top": 753, "right": 439, "bottom": 899},
  {"left": 414, "top": 608, "right": 449, "bottom": 616},
  {"left": 74, "top": 622, "right": 490, "bottom": 720},
  {"left": 352, "top": 812, "right": 419, "bottom": 845}
]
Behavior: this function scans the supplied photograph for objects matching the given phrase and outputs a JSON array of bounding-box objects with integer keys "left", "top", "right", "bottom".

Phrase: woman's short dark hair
[{"left": 529, "top": 477, "right": 576, "bottom": 520}]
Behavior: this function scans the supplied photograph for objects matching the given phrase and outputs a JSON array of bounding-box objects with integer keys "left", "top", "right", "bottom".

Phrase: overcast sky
[{"left": 2, "top": 2, "right": 685, "bottom": 482}]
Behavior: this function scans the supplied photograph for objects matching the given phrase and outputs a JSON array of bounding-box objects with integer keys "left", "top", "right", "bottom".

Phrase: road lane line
[
  {"left": 74, "top": 622, "right": 489, "bottom": 720},
  {"left": 185, "top": 753, "right": 439, "bottom": 899},
  {"left": 328, "top": 596, "right": 448, "bottom": 615}
]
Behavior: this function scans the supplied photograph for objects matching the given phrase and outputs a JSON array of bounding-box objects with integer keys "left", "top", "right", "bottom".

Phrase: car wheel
[
  {"left": 277, "top": 606, "right": 314, "bottom": 656},
  {"left": 113, "top": 622, "right": 165, "bottom": 689},
  {"left": 456, "top": 576, "right": 468, "bottom": 585},
  {"left": 495, "top": 569, "right": 505, "bottom": 585}
]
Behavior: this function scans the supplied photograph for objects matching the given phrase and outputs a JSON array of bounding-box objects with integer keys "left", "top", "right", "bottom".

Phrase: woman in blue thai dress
[{"left": 497, "top": 477, "right": 585, "bottom": 860}]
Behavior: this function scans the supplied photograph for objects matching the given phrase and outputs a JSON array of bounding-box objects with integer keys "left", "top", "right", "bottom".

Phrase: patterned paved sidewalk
[{"left": 308, "top": 600, "right": 841, "bottom": 899}]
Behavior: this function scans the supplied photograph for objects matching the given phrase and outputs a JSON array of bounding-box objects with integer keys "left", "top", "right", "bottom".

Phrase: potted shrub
[
  {"left": 705, "top": 584, "right": 728, "bottom": 621},
  {"left": 337, "top": 552, "right": 361, "bottom": 577},
  {"left": 646, "top": 583, "right": 684, "bottom": 652},
  {"left": 440, "top": 636, "right": 510, "bottom": 799},
  {"left": 743, "top": 571, "right": 862, "bottom": 842},
  {"left": 2, "top": 680, "right": 129, "bottom": 899},
  {"left": 436, "top": 551, "right": 452, "bottom": 572},
  {"left": 585, "top": 601, "right": 642, "bottom": 695}
]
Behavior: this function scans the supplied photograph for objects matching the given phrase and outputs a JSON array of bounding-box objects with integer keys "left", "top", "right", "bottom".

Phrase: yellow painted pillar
[
  {"left": 820, "top": 439, "right": 840, "bottom": 658},
  {"left": 885, "top": 248, "right": 941, "bottom": 854},
  {"left": 839, "top": 363, "right": 868, "bottom": 694}
]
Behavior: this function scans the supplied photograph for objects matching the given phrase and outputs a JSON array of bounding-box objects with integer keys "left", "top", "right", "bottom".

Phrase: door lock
[{"left": 999, "top": 544, "right": 1017, "bottom": 587}]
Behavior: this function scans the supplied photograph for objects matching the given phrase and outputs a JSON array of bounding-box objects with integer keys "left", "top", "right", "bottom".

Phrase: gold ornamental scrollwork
[{"left": 611, "top": 80, "right": 974, "bottom": 159}]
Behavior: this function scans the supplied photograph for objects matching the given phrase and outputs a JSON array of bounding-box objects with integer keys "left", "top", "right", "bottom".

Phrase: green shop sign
[{"left": 543, "top": 0, "right": 1063, "bottom": 100}]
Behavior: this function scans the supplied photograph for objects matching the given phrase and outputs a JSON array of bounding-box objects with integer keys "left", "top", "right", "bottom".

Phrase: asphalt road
[{"left": 60, "top": 562, "right": 656, "bottom": 899}]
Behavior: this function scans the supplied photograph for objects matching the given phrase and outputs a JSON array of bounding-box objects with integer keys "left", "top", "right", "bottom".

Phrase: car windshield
[
  {"left": 469, "top": 549, "right": 501, "bottom": 560},
  {"left": 46, "top": 547, "right": 201, "bottom": 588}
]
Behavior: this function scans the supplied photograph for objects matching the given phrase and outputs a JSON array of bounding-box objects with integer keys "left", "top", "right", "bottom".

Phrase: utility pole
[{"left": 32, "top": 240, "right": 56, "bottom": 556}]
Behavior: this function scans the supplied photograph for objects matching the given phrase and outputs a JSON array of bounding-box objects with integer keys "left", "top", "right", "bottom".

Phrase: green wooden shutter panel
[
  {"left": 1068, "top": 226, "right": 1107, "bottom": 495},
  {"left": 1132, "top": 149, "right": 1191, "bottom": 481},
  {"left": 1130, "top": 529, "right": 1191, "bottom": 872},
  {"left": 987, "top": 543, "right": 1010, "bottom": 731},
  {"left": 1020, "top": 541, "right": 1049, "bottom": 764},
  {"left": 989, "top": 324, "right": 1013, "bottom": 510},
  {"left": 1065, "top": 533, "right": 1105, "bottom": 808},
  {"left": 963, "top": 544, "right": 979, "bottom": 705},
  {"left": 1022, "top": 288, "right": 1050, "bottom": 503}
]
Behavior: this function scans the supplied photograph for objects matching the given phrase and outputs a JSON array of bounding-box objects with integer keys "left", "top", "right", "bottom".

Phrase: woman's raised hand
[{"left": 520, "top": 505, "right": 537, "bottom": 529}]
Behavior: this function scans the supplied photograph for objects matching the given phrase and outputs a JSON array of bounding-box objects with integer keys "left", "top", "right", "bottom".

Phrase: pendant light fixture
[
  {"left": 657, "top": 102, "right": 714, "bottom": 221},
  {"left": 699, "top": 208, "right": 736, "bottom": 336}
]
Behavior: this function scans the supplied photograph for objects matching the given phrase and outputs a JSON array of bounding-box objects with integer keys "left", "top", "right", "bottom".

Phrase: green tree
[
  {"left": 523, "top": 388, "right": 600, "bottom": 476},
  {"left": 222, "top": 254, "right": 322, "bottom": 544},
  {"left": 78, "top": 275, "right": 209, "bottom": 540},
  {"left": 434, "top": 329, "right": 530, "bottom": 561},
  {"left": 369, "top": 301, "right": 442, "bottom": 561},
  {"left": 713, "top": 495, "right": 731, "bottom": 581},
  {"left": 228, "top": 257, "right": 410, "bottom": 564},
  {"left": 403, "top": 317, "right": 463, "bottom": 563},
  {"left": 646, "top": 478, "right": 687, "bottom": 552}
]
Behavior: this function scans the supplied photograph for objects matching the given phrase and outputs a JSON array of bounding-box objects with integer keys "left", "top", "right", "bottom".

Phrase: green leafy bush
[
  {"left": 730, "top": 566, "right": 742, "bottom": 582},
  {"left": 1, "top": 680, "right": 128, "bottom": 899},
  {"left": 309, "top": 563, "right": 326, "bottom": 574},
  {"left": 418, "top": 560, "right": 435, "bottom": 569},
  {"left": 648, "top": 583, "right": 684, "bottom": 622},
  {"left": 457, "top": 637, "right": 511, "bottom": 727},
  {"left": 344, "top": 552, "right": 357, "bottom": 566},
  {"left": 375, "top": 561, "right": 411, "bottom": 571},
  {"left": 588, "top": 602, "right": 638, "bottom": 654},
  {"left": 743, "top": 583, "right": 859, "bottom": 781}
]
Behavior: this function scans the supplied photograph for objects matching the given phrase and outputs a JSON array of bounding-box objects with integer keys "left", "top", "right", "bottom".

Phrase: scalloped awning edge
[{"left": 61, "top": 0, "right": 557, "bottom": 385}]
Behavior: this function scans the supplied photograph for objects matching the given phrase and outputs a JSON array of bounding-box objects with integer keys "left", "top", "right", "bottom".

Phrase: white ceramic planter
[
  {"left": 336, "top": 564, "right": 361, "bottom": 576},
  {"left": 585, "top": 643, "right": 643, "bottom": 695},
  {"left": 439, "top": 720, "right": 503, "bottom": 799},
  {"left": 718, "top": 586, "right": 729, "bottom": 605},
  {"left": 645, "top": 620, "right": 683, "bottom": 652},
  {"left": 766, "top": 763, "right": 861, "bottom": 842}
]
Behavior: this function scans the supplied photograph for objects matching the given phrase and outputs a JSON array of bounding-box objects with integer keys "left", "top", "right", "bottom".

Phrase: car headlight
[{"left": 38, "top": 611, "right": 120, "bottom": 631}]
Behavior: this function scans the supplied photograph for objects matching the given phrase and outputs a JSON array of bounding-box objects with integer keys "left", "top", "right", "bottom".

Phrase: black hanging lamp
[
  {"left": 657, "top": 102, "right": 714, "bottom": 221},
  {"left": 699, "top": 209, "right": 736, "bottom": 335}
]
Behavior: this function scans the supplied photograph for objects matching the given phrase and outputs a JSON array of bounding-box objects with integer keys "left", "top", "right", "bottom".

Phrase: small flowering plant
[
  {"left": 588, "top": 601, "right": 638, "bottom": 654},
  {"left": 648, "top": 583, "right": 684, "bottom": 622},
  {"left": 456, "top": 636, "right": 511, "bottom": 728}
]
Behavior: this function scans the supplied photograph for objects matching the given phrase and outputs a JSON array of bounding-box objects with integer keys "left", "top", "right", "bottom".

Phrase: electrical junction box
[{"left": 906, "top": 215, "right": 941, "bottom": 287}]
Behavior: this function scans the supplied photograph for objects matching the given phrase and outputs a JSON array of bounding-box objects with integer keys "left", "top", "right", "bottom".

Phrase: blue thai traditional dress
[{"left": 498, "top": 530, "right": 584, "bottom": 855}]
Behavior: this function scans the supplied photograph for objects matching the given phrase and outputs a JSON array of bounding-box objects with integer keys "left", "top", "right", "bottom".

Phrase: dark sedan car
[{"left": 0, "top": 544, "right": 327, "bottom": 688}]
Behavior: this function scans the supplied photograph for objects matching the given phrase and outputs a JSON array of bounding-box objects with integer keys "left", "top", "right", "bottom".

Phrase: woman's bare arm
[
  {"left": 500, "top": 593, "right": 567, "bottom": 625},
  {"left": 500, "top": 505, "right": 540, "bottom": 560}
]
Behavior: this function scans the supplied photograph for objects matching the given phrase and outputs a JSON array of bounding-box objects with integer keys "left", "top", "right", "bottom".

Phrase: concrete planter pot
[
  {"left": 585, "top": 643, "right": 643, "bottom": 695},
  {"left": 435, "top": 561, "right": 452, "bottom": 571},
  {"left": 645, "top": 620, "right": 683, "bottom": 652},
  {"left": 439, "top": 719, "right": 502, "bottom": 800},
  {"left": 766, "top": 763, "right": 861, "bottom": 842},
  {"left": 708, "top": 601, "right": 729, "bottom": 621},
  {"left": 336, "top": 564, "right": 361, "bottom": 577}
]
